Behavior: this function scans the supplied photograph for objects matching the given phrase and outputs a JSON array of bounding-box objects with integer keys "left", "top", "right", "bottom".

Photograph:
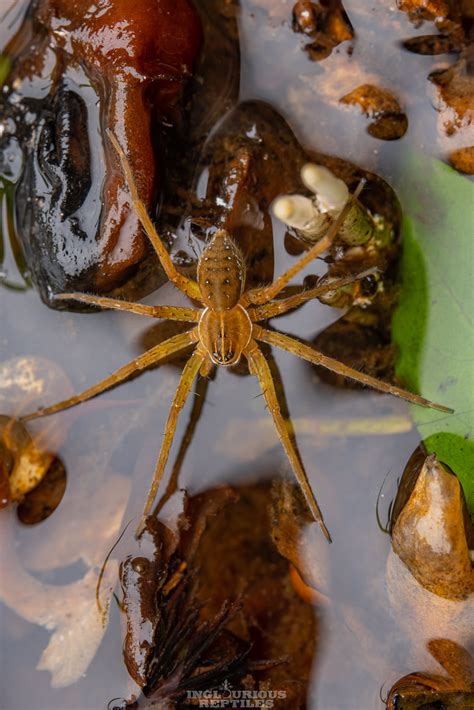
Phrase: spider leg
[
  {"left": 242, "top": 180, "right": 365, "bottom": 307},
  {"left": 54, "top": 293, "right": 200, "bottom": 321},
  {"left": 255, "top": 326, "right": 453, "bottom": 413},
  {"left": 137, "top": 347, "right": 206, "bottom": 536},
  {"left": 107, "top": 130, "right": 201, "bottom": 302},
  {"left": 21, "top": 328, "right": 199, "bottom": 422},
  {"left": 244, "top": 339, "right": 332, "bottom": 542},
  {"left": 249, "top": 268, "right": 376, "bottom": 321},
  {"left": 154, "top": 372, "right": 211, "bottom": 515}
]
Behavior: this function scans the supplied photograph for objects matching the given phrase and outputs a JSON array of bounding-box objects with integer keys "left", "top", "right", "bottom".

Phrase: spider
[{"left": 22, "top": 131, "right": 452, "bottom": 542}]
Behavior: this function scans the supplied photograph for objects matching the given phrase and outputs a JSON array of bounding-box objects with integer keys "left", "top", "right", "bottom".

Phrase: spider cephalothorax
[{"left": 22, "top": 131, "right": 452, "bottom": 542}]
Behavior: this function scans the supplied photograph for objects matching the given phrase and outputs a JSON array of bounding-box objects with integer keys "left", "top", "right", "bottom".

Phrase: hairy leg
[
  {"left": 154, "top": 373, "right": 211, "bottom": 515},
  {"left": 245, "top": 339, "right": 332, "bottom": 542},
  {"left": 107, "top": 130, "right": 201, "bottom": 302},
  {"left": 249, "top": 268, "right": 376, "bottom": 321},
  {"left": 242, "top": 180, "right": 365, "bottom": 306},
  {"left": 137, "top": 347, "right": 206, "bottom": 535},
  {"left": 255, "top": 326, "right": 453, "bottom": 413},
  {"left": 21, "top": 328, "right": 199, "bottom": 422},
  {"left": 54, "top": 293, "right": 200, "bottom": 321}
]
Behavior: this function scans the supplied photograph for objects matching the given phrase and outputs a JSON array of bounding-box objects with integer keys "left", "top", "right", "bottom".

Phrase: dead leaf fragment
[
  {"left": 21, "top": 474, "right": 132, "bottom": 571},
  {"left": 0, "top": 512, "right": 117, "bottom": 687},
  {"left": 35, "top": 565, "right": 118, "bottom": 688},
  {"left": 120, "top": 487, "right": 237, "bottom": 688},
  {"left": 191, "top": 483, "right": 318, "bottom": 709}
]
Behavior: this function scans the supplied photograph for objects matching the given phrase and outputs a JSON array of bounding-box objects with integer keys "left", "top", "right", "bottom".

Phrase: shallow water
[{"left": 0, "top": 1, "right": 472, "bottom": 709}]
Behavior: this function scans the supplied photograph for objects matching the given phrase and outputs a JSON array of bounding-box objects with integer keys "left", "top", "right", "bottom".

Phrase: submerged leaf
[
  {"left": 120, "top": 487, "right": 242, "bottom": 692},
  {"left": 21, "top": 474, "right": 131, "bottom": 570},
  {"left": 35, "top": 566, "right": 118, "bottom": 688},
  {"left": 122, "top": 483, "right": 317, "bottom": 708},
  {"left": 0, "top": 513, "right": 117, "bottom": 687},
  {"left": 392, "top": 155, "right": 474, "bottom": 512}
]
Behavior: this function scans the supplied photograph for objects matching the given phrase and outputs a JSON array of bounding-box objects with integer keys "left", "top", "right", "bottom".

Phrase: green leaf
[{"left": 392, "top": 155, "right": 474, "bottom": 513}]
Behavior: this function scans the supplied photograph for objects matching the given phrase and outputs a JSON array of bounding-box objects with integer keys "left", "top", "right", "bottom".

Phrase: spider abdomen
[{"left": 197, "top": 229, "right": 245, "bottom": 311}]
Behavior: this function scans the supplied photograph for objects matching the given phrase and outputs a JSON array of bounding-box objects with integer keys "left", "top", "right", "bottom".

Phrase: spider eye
[{"left": 212, "top": 350, "right": 235, "bottom": 364}]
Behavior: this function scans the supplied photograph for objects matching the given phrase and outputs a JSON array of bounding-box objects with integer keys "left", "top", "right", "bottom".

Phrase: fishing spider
[{"left": 22, "top": 132, "right": 451, "bottom": 541}]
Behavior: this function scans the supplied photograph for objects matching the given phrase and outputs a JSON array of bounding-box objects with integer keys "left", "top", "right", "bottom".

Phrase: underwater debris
[
  {"left": 292, "top": 0, "right": 354, "bottom": 61},
  {"left": 0, "top": 414, "right": 57, "bottom": 508},
  {"left": 120, "top": 487, "right": 242, "bottom": 692},
  {"left": 0, "top": 511, "right": 118, "bottom": 687},
  {"left": 340, "top": 84, "right": 408, "bottom": 141},
  {"left": 0, "top": 355, "right": 73, "bottom": 509},
  {"left": 449, "top": 145, "right": 474, "bottom": 174},
  {"left": 386, "top": 451, "right": 473, "bottom": 685},
  {"left": 390, "top": 452, "right": 474, "bottom": 600},
  {"left": 118, "top": 483, "right": 317, "bottom": 708},
  {"left": 429, "top": 46, "right": 474, "bottom": 136},
  {"left": 386, "top": 639, "right": 474, "bottom": 710}
]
